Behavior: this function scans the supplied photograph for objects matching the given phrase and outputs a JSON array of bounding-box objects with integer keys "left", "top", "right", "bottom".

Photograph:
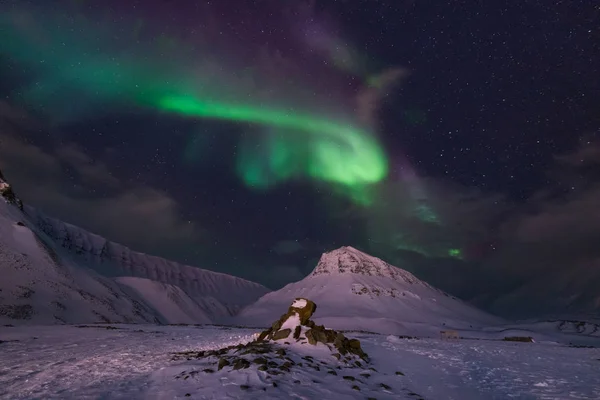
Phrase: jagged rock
[
  {"left": 272, "top": 328, "right": 291, "bottom": 340},
  {"left": 255, "top": 298, "right": 369, "bottom": 364}
]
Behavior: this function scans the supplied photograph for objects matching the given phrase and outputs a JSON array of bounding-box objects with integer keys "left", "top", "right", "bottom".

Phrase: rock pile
[
  {"left": 169, "top": 299, "right": 416, "bottom": 397},
  {"left": 256, "top": 297, "right": 368, "bottom": 361}
]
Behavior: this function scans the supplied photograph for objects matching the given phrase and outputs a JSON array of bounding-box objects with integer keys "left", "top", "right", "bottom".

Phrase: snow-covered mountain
[
  {"left": 0, "top": 199, "right": 162, "bottom": 324},
  {"left": 24, "top": 207, "right": 270, "bottom": 320},
  {"left": 235, "top": 246, "right": 503, "bottom": 336},
  {"left": 0, "top": 171, "right": 269, "bottom": 325}
]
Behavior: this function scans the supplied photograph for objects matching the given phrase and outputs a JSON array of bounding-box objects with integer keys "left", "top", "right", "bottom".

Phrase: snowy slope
[
  {"left": 0, "top": 200, "right": 161, "bottom": 325},
  {"left": 236, "top": 246, "right": 503, "bottom": 336},
  {"left": 25, "top": 207, "right": 270, "bottom": 319},
  {"left": 116, "top": 277, "right": 213, "bottom": 324}
]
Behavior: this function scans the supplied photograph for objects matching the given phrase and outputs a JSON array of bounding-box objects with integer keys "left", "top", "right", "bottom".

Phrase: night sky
[{"left": 1, "top": 0, "right": 599, "bottom": 317}]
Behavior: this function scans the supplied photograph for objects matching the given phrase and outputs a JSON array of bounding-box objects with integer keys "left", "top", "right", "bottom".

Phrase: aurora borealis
[
  {"left": 0, "top": 2, "right": 390, "bottom": 204},
  {"left": 1, "top": 0, "right": 599, "bottom": 316}
]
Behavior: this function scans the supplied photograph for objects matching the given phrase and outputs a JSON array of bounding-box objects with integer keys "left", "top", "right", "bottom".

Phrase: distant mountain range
[{"left": 2, "top": 169, "right": 597, "bottom": 332}]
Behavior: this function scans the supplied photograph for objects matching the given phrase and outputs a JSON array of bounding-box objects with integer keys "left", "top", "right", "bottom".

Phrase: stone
[
  {"left": 217, "top": 358, "right": 230, "bottom": 370},
  {"left": 258, "top": 365, "right": 268, "bottom": 371},
  {"left": 232, "top": 358, "right": 250, "bottom": 370},
  {"left": 293, "top": 325, "right": 301, "bottom": 339},
  {"left": 352, "top": 385, "right": 360, "bottom": 391},
  {"left": 272, "top": 329, "right": 292, "bottom": 341},
  {"left": 343, "top": 376, "right": 356, "bottom": 381},
  {"left": 240, "top": 385, "right": 250, "bottom": 390},
  {"left": 289, "top": 298, "right": 317, "bottom": 325},
  {"left": 379, "top": 383, "right": 392, "bottom": 390},
  {"left": 257, "top": 329, "right": 271, "bottom": 341},
  {"left": 252, "top": 357, "right": 268, "bottom": 365},
  {"left": 395, "top": 371, "right": 405, "bottom": 376},
  {"left": 305, "top": 329, "right": 317, "bottom": 345}
]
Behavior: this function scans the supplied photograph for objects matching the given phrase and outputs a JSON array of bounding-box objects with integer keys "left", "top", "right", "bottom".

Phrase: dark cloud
[
  {"left": 474, "top": 141, "right": 600, "bottom": 316},
  {"left": 0, "top": 115, "right": 203, "bottom": 259},
  {"left": 349, "top": 139, "right": 600, "bottom": 317}
]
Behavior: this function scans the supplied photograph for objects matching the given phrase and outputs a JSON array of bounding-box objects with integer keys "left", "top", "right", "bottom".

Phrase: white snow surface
[
  {"left": 116, "top": 277, "right": 212, "bottom": 324},
  {"left": 292, "top": 298, "right": 307, "bottom": 308},
  {"left": 235, "top": 246, "right": 503, "bottom": 336},
  {"left": 0, "top": 324, "right": 599, "bottom": 399}
]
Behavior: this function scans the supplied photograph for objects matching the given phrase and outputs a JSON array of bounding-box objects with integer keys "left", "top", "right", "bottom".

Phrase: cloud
[
  {"left": 0, "top": 129, "right": 201, "bottom": 257},
  {"left": 475, "top": 141, "right": 600, "bottom": 316},
  {"left": 355, "top": 140, "right": 600, "bottom": 317},
  {"left": 55, "top": 144, "right": 120, "bottom": 187}
]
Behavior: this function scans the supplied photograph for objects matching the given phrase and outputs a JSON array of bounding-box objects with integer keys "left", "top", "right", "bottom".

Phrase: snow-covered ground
[{"left": 1, "top": 324, "right": 598, "bottom": 399}]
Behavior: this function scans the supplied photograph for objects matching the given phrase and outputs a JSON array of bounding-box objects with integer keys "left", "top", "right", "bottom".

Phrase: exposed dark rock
[
  {"left": 352, "top": 385, "right": 360, "bottom": 391},
  {"left": 272, "top": 328, "right": 291, "bottom": 341},
  {"left": 232, "top": 358, "right": 250, "bottom": 370},
  {"left": 395, "top": 371, "right": 405, "bottom": 376},
  {"left": 252, "top": 357, "right": 268, "bottom": 365},
  {"left": 218, "top": 358, "right": 230, "bottom": 370}
]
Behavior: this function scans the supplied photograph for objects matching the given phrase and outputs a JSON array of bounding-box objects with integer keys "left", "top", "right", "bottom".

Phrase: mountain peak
[{"left": 309, "top": 246, "right": 423, "bottom": 284}]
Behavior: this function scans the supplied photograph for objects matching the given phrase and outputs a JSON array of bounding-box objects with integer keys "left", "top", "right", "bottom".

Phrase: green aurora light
[
  {"left": 157, "top": 96, "right": 388, "bottom": 201},
  {"left": 1, "top": 9, "right": 389, "bottom": 204}
]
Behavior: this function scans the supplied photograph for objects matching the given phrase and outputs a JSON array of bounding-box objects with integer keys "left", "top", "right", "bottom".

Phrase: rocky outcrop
[
  {"left": 168, "top": 299, "right": 416, "bottom": 396},
  {"left": 0, "top": 170, "right": 23, "bottom": 210},
  {"left": 256, "top": 297, "right": 368, "bottom": 360}
]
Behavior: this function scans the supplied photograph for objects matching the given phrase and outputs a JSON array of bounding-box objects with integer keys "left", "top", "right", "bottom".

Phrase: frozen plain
[{"left": 0, "top": 324, "right": 599, "bottom": 400}]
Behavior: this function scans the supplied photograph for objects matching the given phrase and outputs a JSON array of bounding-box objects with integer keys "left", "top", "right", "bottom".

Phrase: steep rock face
[
  {"left": 25, "top": 207, "right": 270, "bottom": 318},
  {"left": 235, "top": 246, "right": 503, "bottom": 336}
]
